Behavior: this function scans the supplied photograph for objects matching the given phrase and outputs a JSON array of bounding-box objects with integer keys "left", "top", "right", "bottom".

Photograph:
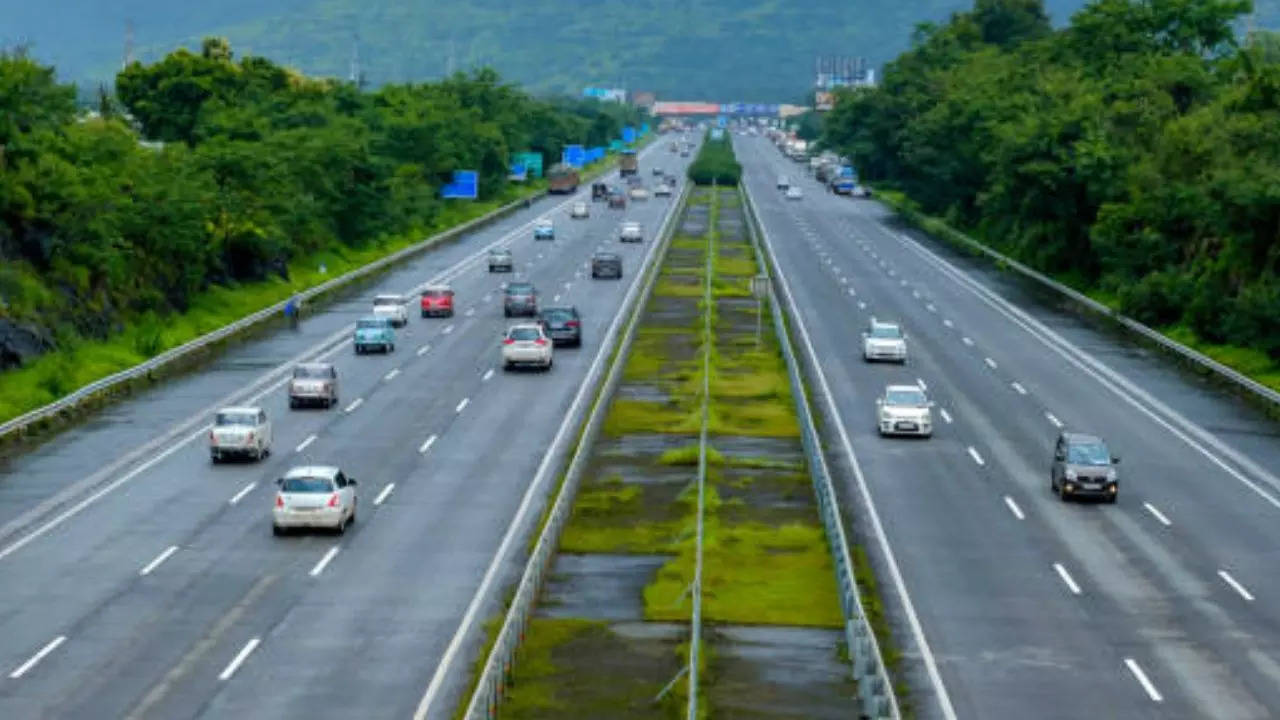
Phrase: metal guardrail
[
  {"left": 742, "top": 185, "right": 900, "bottom": 719},
  {"left": 462, "top": 182, "right": 690, "bottom": 720},
  {"left": 883, "top": 198, "right": 1280, "bottom": 413}
]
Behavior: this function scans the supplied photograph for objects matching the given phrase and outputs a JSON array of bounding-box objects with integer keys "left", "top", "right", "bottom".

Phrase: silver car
[
  {"left": 863, "top": 320, "right": 907, "bottom": 363},
  {"left": 876, "top": 385, "right": 934, "bottom": 437},
  {"left": 210, "top": 407, "right": 272, "bottom": 462},
  {"left": 619, "top": 221, "right": 643, "bottom": 243},
  {"left": 501, "top": 323, "right": 553, "bottom": 371},
  {"left": 288, "top": 362, "right": 338, "bottom": 409},
  {"left": 488, "top": 248, "right": 514, "bottom": 273},
  {"left": 1051, "top": 432, "right": 1120, "bottom": 502},
  {"left": 272, "top": 466, "right": 358, "bottom": 535}
]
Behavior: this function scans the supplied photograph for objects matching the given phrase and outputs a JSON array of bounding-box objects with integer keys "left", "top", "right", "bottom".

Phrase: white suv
[
  {"left": 210, "top": 407, "right": 272, "bottom": 462},
  {"left": 876, "top": 385, "right": 934, "bottom": 437},
  {"left": 863, "top": 319, "right": 907, "bottom": 363},
  {"left": 372, "top": 294, "right": 408, "bottom": 327},
  {"left": 619, "top": 221, "right": 643, "bottom": 243},
  {"left": 502, "top": 324, "right": 554, "bottom": 371}
]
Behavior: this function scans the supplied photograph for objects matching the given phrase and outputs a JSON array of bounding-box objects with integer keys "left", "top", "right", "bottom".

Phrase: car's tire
[
  {"left": 448, "top": 309, "right": 454, "bottom": 318},
  {"left": 1058, "top": 484, "right": 1070, "bottom": 502},
  {"left": 1106, "top": 494, "right": 1118, "bottom": 504},
  {"left": 355, "top": 345, "right": 363, "bottom": 355},
  {"left": 272, "top": 524, "right": 284, "bottom": 537},
  {"left": 211, "top": 451, "right": 220, "bottom": 464},
  {"left": 504, "top": 309, "right": 511, "bottom": 318},
  {"left": 335, "top": 516, "right": 347, "bottom": 535},
  {"left": 289, "top": 398, "right": 298, "bottom": 409},
  {"left": 349, "top": 501, "right": 357, "bottom": 526},
  {"left": 389, "top": 343, "right": 395, "bottom": 353}
]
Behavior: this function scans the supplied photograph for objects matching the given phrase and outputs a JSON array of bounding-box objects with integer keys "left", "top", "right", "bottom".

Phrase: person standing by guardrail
[{"left": 285, "top": 295, "right": 301, "bottom": 330}]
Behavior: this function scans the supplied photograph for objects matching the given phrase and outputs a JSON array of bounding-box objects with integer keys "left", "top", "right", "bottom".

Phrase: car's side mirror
[
  {"left": 348, "top": 479, "right": 357, "bottom": 486},
  {"left": 1054, "top": 451, "right": 1065, "bottom": 461},
  {"left": 275, "top": 478, "right": 285, "bottom": 487},
  {"left": 875, "top": 398, "right": 883, "bottom": 405},
  {"left": 1111, "top": 456, "right": 1121, "bottom": 465},
  {"left": 927, "top": 401, "right": 936, "bottom": 407}
]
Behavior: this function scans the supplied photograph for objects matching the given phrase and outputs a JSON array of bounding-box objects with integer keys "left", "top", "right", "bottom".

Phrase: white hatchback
[
  {"left": 786, "top": 186, "right": 804, "bottom": 200},
  {"left": 210, "top": 407, "right": 271, "bottom": 462},
  {"left": 570, "top": 201, "right": 589, "bottom": 218},
  {"left": 372, "top": 294, "right": 408, "bottom": 327},
  {"left": 619, "top": 221, "right": 643, "bottom": 243},
  {"left": 863, "top": 319, "right": 907, "bottom": 363},
  {"left": 502, "top": 324, "right": 554, "bottom": 371},
  {"left": 272, "top": 466, "right": 358, "bottom": 535},
  {"left": 876, "top": 385, "right": 934, "bottom": 437}
]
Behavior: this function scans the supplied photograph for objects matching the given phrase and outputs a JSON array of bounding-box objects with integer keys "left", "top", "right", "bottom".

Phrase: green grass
[
  {"left": 602, "top": 399, "right": 699, "bottom": 436},
  {"left": 657, "top": 443, "right": 725, "bottom": 466}
]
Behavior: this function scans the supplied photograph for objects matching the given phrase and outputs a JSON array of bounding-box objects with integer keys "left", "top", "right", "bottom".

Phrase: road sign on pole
[{"left": 441, "top": 170, "right": 478, "bottom": 199}]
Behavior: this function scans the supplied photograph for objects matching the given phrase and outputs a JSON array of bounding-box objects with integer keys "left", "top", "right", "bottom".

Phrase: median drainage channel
[{"left": 483, "top": 187, "right": 858, "bottom": 718}]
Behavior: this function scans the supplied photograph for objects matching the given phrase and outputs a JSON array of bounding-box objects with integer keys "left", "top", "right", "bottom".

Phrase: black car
[
  {"left": 1050, "top": 431, "right": 1120, "bottom": 503},
  {"left": 591, "top": 251, "right": 623, "bottom": 279},
  {"left": 503, "top": 282, "right": 538, "bottom": 317},
  {"left": 608, "top": 192, "right": 626, "bottom": 209},
  {"left": 591, "top": 182, "right": 609, "bottom": 201},
  {"left": 537, "top": 306, "right": 582, "bottom": 347},
  {"left": 651, "top": 167, "right": 665, "bottom": 176}
]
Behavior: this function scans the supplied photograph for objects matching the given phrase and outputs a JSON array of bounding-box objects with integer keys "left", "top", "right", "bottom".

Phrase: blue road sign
[
  {"left": 640, "top": 123, "right": 650, "bottom": 135},
  {"left": 562, "top": 144, "right": 586, "bottom": 168},
  {"left": 587, "top": 147, "right": 605, "bottom": 162},
  {"left": 622, "top": 126, "right": 636, "bottom": 144},
  {"left": 441, "top": 170, "right": 479, "bottom": 199},
  {"left": 717, "top": 115, "right": 727, "bottom": 127}
]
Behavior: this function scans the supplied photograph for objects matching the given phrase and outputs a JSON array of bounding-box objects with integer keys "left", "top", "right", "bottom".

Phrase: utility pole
[
  {"left": 122, "top": 20, "right": 134, "bottom": 69},
  {"left": 446, "top": 38, "right": 456, "bottom": 77},
  {"left": 349, "top": 33, "right": 361, "bottom": 85}
]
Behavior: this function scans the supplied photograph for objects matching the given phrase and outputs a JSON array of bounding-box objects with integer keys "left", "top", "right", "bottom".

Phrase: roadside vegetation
[
  {"left": 686, "top": 133, "right": 742, "bottom": 186},
  {"left": 0, "top": 41, "right": 645, "bottom": 423},
  {"left": 823, "top": 0, "right": 1280, "bottom": 390}
]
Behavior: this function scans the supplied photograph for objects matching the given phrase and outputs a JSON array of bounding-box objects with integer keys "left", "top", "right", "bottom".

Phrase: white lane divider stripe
[
  {"left": 926, "top": 304, "right": 936, "bottom": 313},
  {"left": 344, "top": 398, "right": 363, "bottom": 413},
  {"left": 1142, "top": 502, "right": 1172, "bottom": 527},
  {"left": 218, "top": 638, "right": 261, "bottom": 681},
  {"left": 419, "top": 434, "right": 438, "bottom": 454},
  {"left": 1218, "top": 570, "right": 1255, "bottom": 601},
  {"left": 228, "top": 482, "right": 257, "bottom": 505},
  {"left": 139, "top": 545, "right": 179, "bottom": 576},
  {"left": 1053, "top": 563, "right": 1082, "bottom": 595},
  {"left": 984, "top": 357, "right": 998, "bottom": 369},
  {"left": 465, "top": 308, "right": 475, "bottom": 317},
  {"left": 962, "top": 336, "right": 974, "bottom": 346},
  {"left": 384, "top": 368, "right": 400, "bottom": 381},
  {"left": 848, "top": 288, "right": 856, "bottom": 296},
  {"left": 1046, "top": 412, "right": 1064, "bottom": 428},
  {"left": 857, "top": 301, "right": 867, "bottom": 310},
  {"left": 553, "top": 295, "right": 561, "bottom": 302},
  {"left": 482, "top": 369, "right": 494, "bottom": 381},
  {"left": 443, "top": 325, "right": 454, "bottom": 335},
  {"left": 1011, "top": 382, "right": 1027, "bottom": 395},
  {"left": 374, "top": 483, "right": 396, "bottom": 506},
  {"left": 295, "top": 434, "right": 318, "bottom": 453},
  {"left": 455, "top": 398, "right": 470, "bottom": 414},
  {"left": 9, "top": 635, "right": 67, "bottom": 679},
  {"left": 939, "top": 408, "right": 952, "bottom": 424},
  {"left": 917, "top": 378, "right": 928, "bottom": 391},
  {"left": 967, "top": 447, "right": 985, "bottom": 466},
  {"left": 1003, "top": 496, "right": 1025, "bottom": 520},
  {"left": 417, "top": 344, "right": 431, "bottom": 357},
  {"left": 309, "top": 546, "right": 340, "bottom": 577},
  {"left": 1124, "top": 658, "right": 1163, "bottom": 702},
  {"left": 943, "top": 319, "right": 954, "bottom": 328}
]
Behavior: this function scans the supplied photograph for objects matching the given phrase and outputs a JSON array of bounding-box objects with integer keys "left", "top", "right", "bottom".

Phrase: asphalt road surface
[
  {"left": 738, "top": 134, "right": 1280, "bottom": 720},
  {"left": 0, "top": 139, "right": 695, "bottom": 720}
]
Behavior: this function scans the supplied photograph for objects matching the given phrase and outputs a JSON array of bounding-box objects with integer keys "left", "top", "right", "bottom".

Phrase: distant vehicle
[
  {"left": 210, "top": 406, "right": 272, "bottom": 462},
  {"left": 571, "top": 200, "right": 589, "bottom": 218},
  {"left": 272, "top": 465, "right": 357, "bottom": 535},
  {"left": 619, "top": 149, "right": 639, "bottom": 176},
  {"left": 537, "top": 306, "right": 583, "bottom": 347},
  {"left": 629, "top": 186, "right": 650, "bottom": 201},
  {"left": 591, "top": 182, "right": 610, "bottom": 201},
  {"left": 533, "top": 218, "right": 555, "bottom": 240},
  {"left": 654, "top": 183, "right": 673, "bottom": 197},
  {"left": 652, "top": 167, "right": 665, "bottom": 176},
  {"left": 831, "top": 167, "right": 858, "bottom": 195},
  {"left": 876, "top": 385, "right": 934, "bottom": 438},
  {"left": 668, "top": 142, "right": 679, "bottom": 152},
  {"left": 547, "top": 163, "right": 580, "bottom": 194},
  {"left": 1051, "top": 432, "right": 1120, "bottom": 503},
  {"left": 608, "top": 193, "right": 627, "bottom": 209},
  {"left": 777, "top": 175, "right": 790, "bottom": 190},
  {"left": 288, "top": 362, "right": 338, "bottom": 409},
  {"left": 591, "top": 251, "right": 623, "bottom": 279},
  {"left": 680, "top": 149, "right": 690, "bottom": 157},
  {"left": 488, "top": 248, "right": 514, "bottom": 273},
  {"left": 786, "top": 186, "right": 803, "bottom": 200},
  {"left": 354, "top": 316, "right": 395, "bottom": 354},
  {"left": 502, "top": 323, "right": 554, "bottom": 371},
  {"left": 853, "top": 185, "right": 873, "bottom": 198},
  {"left": 372, "top": 294, "right": 408, "bottom": 327},
  {"left": 503, "top": 282, "right": 539, "bottom": 317},
  {"left": 862, "top": 319, "right": 907, "bottom": 363},
  {"left": 420, "top": 284, "right": 455, "bottom": 318},
  {"left": 625, "top": 175, "right": 643, "bottom": 187},
  {"left": 619, "top": 221, "right": 643, "bottom": 243}
]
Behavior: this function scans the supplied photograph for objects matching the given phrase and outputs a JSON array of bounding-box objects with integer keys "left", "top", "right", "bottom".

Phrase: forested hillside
[
  {"left": 0, "top": 39, "right": 641, "bottom": 412},
  {"left": 823, "top": 0, "right": 1280, "bottom": 370}
]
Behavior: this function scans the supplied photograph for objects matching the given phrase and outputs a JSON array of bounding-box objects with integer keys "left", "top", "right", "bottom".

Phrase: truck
[
  {"left": 547, "top": 163, "right": 580, "bottom": 194},
  {"left": 830, "top": 166, "right": 857, "bottom": 195},
  {"left": 619, "top": 149, "right": 639, "bottom": 176}
]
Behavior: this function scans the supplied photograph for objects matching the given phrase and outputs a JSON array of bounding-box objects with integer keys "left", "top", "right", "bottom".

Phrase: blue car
[
  {"left": 533, "top": 218, "right": 555, "bottom": 240},
  {"left": 354, "top": 316, "right": 395, "bottom": 354}
]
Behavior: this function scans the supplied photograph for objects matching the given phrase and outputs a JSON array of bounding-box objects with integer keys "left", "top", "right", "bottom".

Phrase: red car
[{"left": 420, "top": 284, "right": 455, "bottom": 317}]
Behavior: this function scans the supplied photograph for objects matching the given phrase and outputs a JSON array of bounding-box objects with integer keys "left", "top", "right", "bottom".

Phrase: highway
[
  {"left": 0, "top": 140, "right": 694, "bottom": 720},
  {"left": 737, "top": 134, "right": 1280, "bottom": 720}
]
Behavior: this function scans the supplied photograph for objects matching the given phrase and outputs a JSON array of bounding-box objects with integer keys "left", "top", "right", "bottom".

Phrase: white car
[
  {"left": 502, "top": 323, "right": 554, "bottom": 371},
  {"left": 272, "top": 466, "right": 358, "bottom": 535},
  {"left": 629, "top": 186, "right": 650, "bottom": 201},
  {"left": 534, "top": 218, "right": 555, "bottom": 240},
  {"left": 570, "top": 201, "right": 589, "bottom": 218},
  {"left": 863, "top": 319, "right": 907, "bottom": 363},
  {"left": 210, "top": 407, "right": 271, "bottom": 462},
  {"left": 619, "top": 221, "right": 643, "bottom": 243},
  {"left": 372, "top": 294, "right": 408, "bottom": 327},
  {"left": 876, "top": 385, "right": 934, "bottom": 437},
  {"left": 786, "top": 186, "right": 804, "bottom": 200},
  {"left": 777, "top": 175, "right": 790, "bottom": 190},
  {"left": 654, "top": 183, "right": 673, "bottom": 197}
]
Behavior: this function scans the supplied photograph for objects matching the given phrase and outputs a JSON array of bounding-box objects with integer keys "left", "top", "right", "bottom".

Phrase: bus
[{"left": 547, "top": 163, "right": 580, "bottom": 194}]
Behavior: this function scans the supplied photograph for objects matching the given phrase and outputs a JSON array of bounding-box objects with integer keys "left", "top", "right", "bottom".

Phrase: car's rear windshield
[
  {"left": 357, "top": 319, "right": 388, "bottom": 329},
  {"left": 216, "top": 411, "right": 257, "bottom": 426},
  {"left": 373, "top": 297, "right": 400, "bottom": 306},
  {"left": 870, "top": 325, "right": 902, "bottom": 339},
  {"left": 509, "top": 327, "right": 541, "bottom": 341},
  {"left": 490, "top": 249, "right": 510, "bottom": 255},
  {"left": 507, "top": 284, "right": 534, "bottom": 294},
  {"left": 595, "top": 254, "right": 619, "bottom": 261},
  {"left": 293, "top": 366, "right": 329, "bottom": 379},
  {"left": 282, "top": 476, "right": 334, "bottom": 493},
  {"left": 542, "top": 309, "right": 574, "bottom": 321},
  {"left": 885, "top": 389, "right": 927, "bottom": 406},
  {"left": 1067, "top": 442, "right": 1111, "bottom": 466},
  {"left": 423, "top": 289, "right": 448, "bottom": 297}
]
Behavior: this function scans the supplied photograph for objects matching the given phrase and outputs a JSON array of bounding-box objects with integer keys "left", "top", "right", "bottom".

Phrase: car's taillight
[
  {"left": 566, "top": 321, "right": 580, "bottom": 328},
  {"left": 534, "top": 338, "right": 548, "bottom": 346},
  {"left": 503, "top": 338, "right": 515, "bottom": 345},
  {"left": 209, "top": 431, "right": 216, "bottom": 442},
  {"left": 275, "top": 494, "right": 285, "bottom": 508},
  {"left": 327, "top": 493, "right": 340, "bottom": 508},
  {"left": 247, "top": 432, "right": 255, "bottom": 442}
]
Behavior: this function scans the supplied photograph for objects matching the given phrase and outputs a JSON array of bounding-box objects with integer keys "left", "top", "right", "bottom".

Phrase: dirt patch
[
  {"left": 706, "top": 625, "right": 857, "bottom": 720},
  {"left": 539, "top": 554, "right": 671, "bottom": 620}
]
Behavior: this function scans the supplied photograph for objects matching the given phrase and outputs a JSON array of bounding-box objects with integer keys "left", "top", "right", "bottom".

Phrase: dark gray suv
[
  {"left": 503, "top": 282, "right": 538, "bottom": 317},
  {"left": 591, "top": 252, "right": 622, "bottom": 279},
  {"left": 1050, "top": 432, "right": 1120, "bottom": 503},
  {"left": 537, "top": 306, "right": 582, "bottom": 347}
]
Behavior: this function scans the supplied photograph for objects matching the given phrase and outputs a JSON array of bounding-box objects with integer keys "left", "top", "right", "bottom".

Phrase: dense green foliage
[
  {"left": 824, "top": 0, "right": 1280, "bottom": 360},
  {"left": 0, "top": 40, "right": 643, "bottom": 372},
  {"left": 687, "top": 133, "right": 742, "bottom": 186}
]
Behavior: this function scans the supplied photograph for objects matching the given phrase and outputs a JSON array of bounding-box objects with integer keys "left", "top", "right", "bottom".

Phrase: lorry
[
  {"left": 547, "top": 163, "right": 580, "bottom": 194},
  {"left": 619, "top": 149, "right": 639, "bottom": 176},
  {"left": 830, "top": 166, "right": 858, "bottom": 195}
]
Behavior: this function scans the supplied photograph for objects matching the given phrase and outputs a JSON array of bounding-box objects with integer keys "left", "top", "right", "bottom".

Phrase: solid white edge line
[
  {"left": 139, "top": 545, "right": 179, "bottom": 576},
  {"left": 343, "top": 398, "right": 363, "bottom": 413},
  {"left": 939, "top": 408, "right": 953, "bottom": 424},
  {"left": 967, "top": 446, "right": 985, "bottom": 466},
  {"left": 419, "top": 434, "right": 438, "bottom": 454},
  {"left": 1003, "top": 496, "right": 1025, "bottom": 520},
  {"left": 1053, "top": 562, "right": 1083, "bottom": 595},
  {"left": 384, "top": 368, "right": 401, "bottom": 381},
  {"left": 295, "top": 434, "right": 317, "bottom": 453},
  {"left": 1046, "top": 412, "right": 1064, "bottom": 428},
  {"left": 482, "top": 368, "right": 495, "bottom": 381},
  {"left": 417, "top": 144, "right": 676, "bottom": 719},
  {"left": 228, "top": 482, "right": 257, "bottom": 506},
  {"left": 1011, "top": 382, "right": 1027, "bottom": 395},
  {"left": 1217, "top": 570, "right": 1255, "bottom": 601},
  {"left": 1124, "top": 658, "right": 1164, "bottom": 702},
  {"left": 309, "top": 546, "right": 340, "bottom": 577},
  {"left": 943, "top": 319, "right": 954, "bottom": 328},
  {"left": 962, "top": 336, "right": 974, "bottom": 346},
  {"left": 417, "top": 344, "right": 431, "bottom": 356},
  {"left": 442, "top": 325, "right": 454, "bottom": 335},
  {"left": 917, "top": 378, "right": 928, "bottom": 391},
  {"left": 984, "top": 357, "right": 998, "bottom": 369},
  {"left": 217, "top": 637, "right": 261, "bottom": 681},
  {"left": 374, "top": 483, "right": 396, "bottom": 506},
  {"left": 455, "top": 397, "right": 469, "bottom": 414},
  {"left": 1142, "top": 502, "right": 1172, "bottom": 527},
  {"left": 9, "top": 635, "right": 67, "bottom": 679},
  {"left": 742, "top": 180, "right": 956, "bottom": 720}
]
